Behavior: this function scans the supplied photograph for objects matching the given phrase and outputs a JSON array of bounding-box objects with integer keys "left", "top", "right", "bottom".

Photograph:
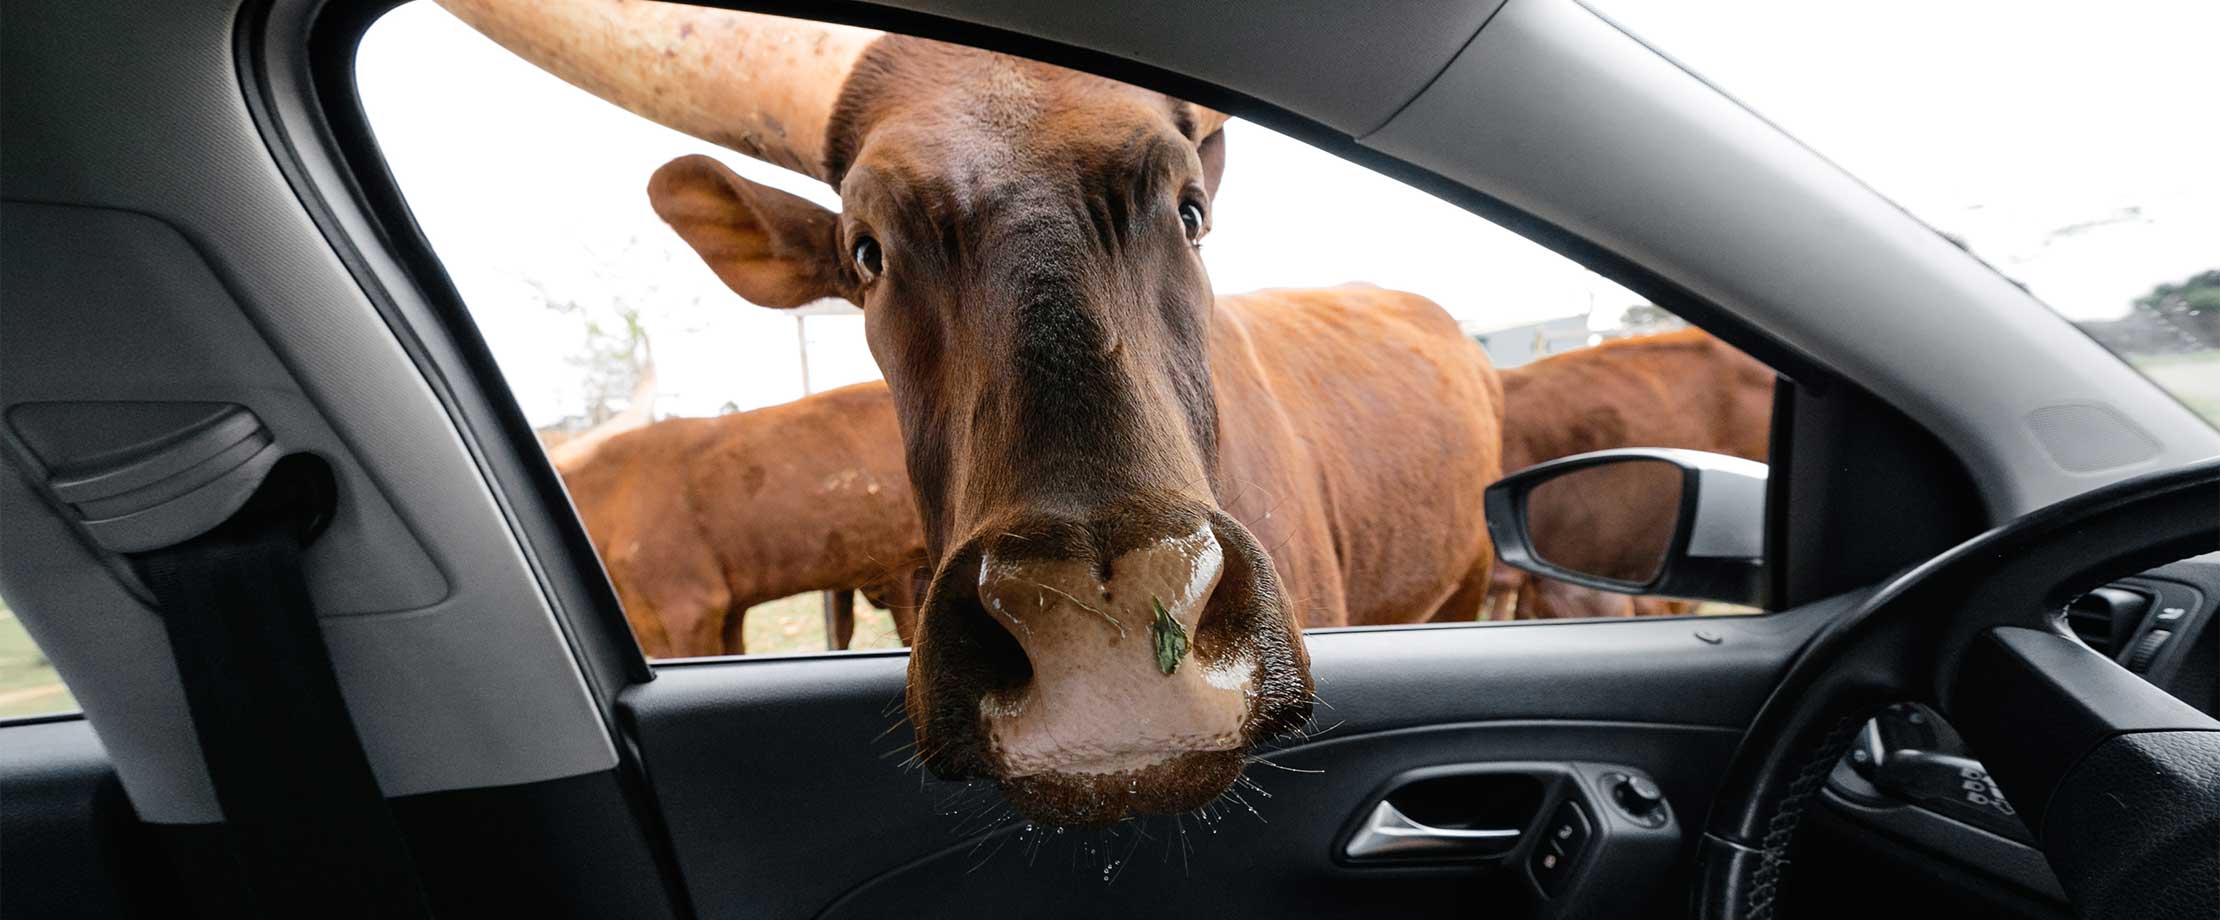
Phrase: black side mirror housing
[{"left": 1485, "top": 448, "right": 1767, "bottom": 608}]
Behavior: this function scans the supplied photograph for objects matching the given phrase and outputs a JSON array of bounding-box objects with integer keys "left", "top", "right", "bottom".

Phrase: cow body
[
  {"left": 1481, "top": 329, "right": 1773, "bottom": 620},
  {"left": 557, "top": 382, "right": 926, "bottom": 657},
  {"left": 1212, "top": 285, "right": 1504, "bottom": 629}
]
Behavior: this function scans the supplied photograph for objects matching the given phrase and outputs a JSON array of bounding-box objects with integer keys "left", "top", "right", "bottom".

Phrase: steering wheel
[{"left": 1697, "top": 457, "right": 2220, "bottom": 919}]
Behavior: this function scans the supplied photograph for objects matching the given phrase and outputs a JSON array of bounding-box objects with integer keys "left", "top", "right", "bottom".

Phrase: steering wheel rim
[{"left": 1696, "top": 456, "right": 2220, "bottom": 920}]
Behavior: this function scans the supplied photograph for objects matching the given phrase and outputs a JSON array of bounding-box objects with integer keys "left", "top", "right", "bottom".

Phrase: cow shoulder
[{"left": 1212, "top": 286, "right": 1502, "bottom": 625}]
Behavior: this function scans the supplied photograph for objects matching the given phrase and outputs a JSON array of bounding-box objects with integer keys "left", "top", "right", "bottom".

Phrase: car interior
[{"left": 3, "top": 1, "right": 2215, "bottom": 918}]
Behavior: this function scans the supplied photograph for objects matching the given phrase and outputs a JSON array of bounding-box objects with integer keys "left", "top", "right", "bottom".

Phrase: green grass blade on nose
[{"left": 1151, "top": 596, "right": 1188, "bottom": 675}]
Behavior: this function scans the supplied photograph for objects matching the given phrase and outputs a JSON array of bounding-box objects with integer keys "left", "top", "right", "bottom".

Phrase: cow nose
[{"left": 973, "top": 520, "right": 1252, "bottom": 780}]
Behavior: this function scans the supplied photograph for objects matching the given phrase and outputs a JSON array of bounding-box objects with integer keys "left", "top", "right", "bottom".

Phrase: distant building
[{"left": 1465, "top": 315, "right": 1595, "bottom": 368}]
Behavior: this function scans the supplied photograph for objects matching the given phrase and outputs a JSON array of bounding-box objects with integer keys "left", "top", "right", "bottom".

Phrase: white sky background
[
  {"left": 357, "top": 1, "right": 2216, "bottom": 428},
  {"left": 1592, "top": 0, "right": 2219, "bottom": 321}
]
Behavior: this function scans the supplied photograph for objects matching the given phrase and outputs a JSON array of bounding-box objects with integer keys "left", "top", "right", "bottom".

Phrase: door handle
[{"left": 1343, "top": 799, "right": 1522, "bottom": 861}]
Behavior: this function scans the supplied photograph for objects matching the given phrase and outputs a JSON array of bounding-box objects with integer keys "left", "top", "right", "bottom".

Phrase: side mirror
[{"left": 1485, "top": 449, "right": 1767, "bottom": 607}]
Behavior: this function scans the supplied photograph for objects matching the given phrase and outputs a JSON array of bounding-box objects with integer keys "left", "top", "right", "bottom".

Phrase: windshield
[{"left": 1587, "top": 0, "right": 2219, "bottom": 426}]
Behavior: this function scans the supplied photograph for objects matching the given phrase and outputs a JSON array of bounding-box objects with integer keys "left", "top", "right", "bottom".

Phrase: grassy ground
[
  {"left": 0, "top": 601, "right": 77, "bottom": 718},
  {"left": 2131, "top": 350, "right": 2220, "bottom": 426},
  {"left": 739, "top": 592, "right": 906, "bottom": 655}
]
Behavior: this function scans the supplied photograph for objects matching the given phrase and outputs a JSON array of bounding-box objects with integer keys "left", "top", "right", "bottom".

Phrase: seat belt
[{"left": 129, "top": 455, "right": 435, "bottom": 919}]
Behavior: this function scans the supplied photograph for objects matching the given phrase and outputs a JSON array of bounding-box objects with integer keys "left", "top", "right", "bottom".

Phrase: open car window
[
  {"left": 0, "top": 592, "right": 75, "bottom": 718},
  {"left": 356, "top": 1, "right": 1778, "bottom": 660}
]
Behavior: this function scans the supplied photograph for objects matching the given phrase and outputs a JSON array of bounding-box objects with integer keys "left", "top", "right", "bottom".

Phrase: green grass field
[
  {"left": 2131, "top": 350, "right": 2220, "bottom": 426},
  {"left": 0, "top": 601, "right": 76, "bottom": 718},
  {"left": 738, "top": 592, "right": 906, "bottom": 655}
]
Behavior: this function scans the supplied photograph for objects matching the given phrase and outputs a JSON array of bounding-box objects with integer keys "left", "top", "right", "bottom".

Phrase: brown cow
[
  {"left": 555, "top": 382, "right": 927, "bottom": 658},
  {"left": 1480, "top": 329, "right": 1774, "bottom": 620},
  {"left": 442, "top": 1, "right": 1504, "bottom": 827}
]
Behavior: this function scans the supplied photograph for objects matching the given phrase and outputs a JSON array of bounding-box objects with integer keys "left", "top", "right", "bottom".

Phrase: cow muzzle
[
  {"left": 908, "top": 503, "right": 1310, "bottom": 826},
  {"left": 979, "top": 520, "right": 1247, "bottom": 778}
]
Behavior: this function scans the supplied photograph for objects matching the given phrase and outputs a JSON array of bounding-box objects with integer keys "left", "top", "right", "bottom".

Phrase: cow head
[{"left": 441, "top": 0, "right": 1310, "bottom": 826}]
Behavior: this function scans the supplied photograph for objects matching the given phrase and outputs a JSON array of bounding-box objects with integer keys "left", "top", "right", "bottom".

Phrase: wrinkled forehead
[
  {"left": 828, "top": 41, "right": 1199, "bottom": 205},
  {"left": 843, "top": 117, "right": 1196, "bottom": 216}
]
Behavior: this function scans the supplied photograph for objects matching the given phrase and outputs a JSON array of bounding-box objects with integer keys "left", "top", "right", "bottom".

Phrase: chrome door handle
[{"left": 1343, "top": 799, "right": 1522, "bottom": 861}]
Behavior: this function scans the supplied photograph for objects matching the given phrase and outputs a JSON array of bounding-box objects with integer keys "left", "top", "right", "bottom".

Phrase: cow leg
[
  {"left": 1476, "top": 567, "right": 1527, "bottom": 621},
  {"left": 823, "top": 589, "right": 855, "bottom": 650},
  {"left": 890, "top": 566, "right": 927, "bottom": 646},
  {"left": 857, "top": 565, "right": 926, "bottom": 647},
  {"left": 1426, "top": 559, "right": 1495, "bottom": 623},
  {"left": 1480, "top": 587, "right": 1512, "bottom": 621},
  {"left": 1520, "top": 577, "right": 1637, "bottom": 620},
  {"left": 1631, "top": 597, "right": 1699, "bottom": 617},
  {"left": 719, "top": 605, "right": 747, "bottom": 656},
  {"left": 888, "top": 604, "right": 917, "bottom": 647}
]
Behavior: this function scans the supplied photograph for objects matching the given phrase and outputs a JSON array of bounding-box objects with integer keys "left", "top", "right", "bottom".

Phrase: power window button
[
  {"left": 1530, "top": 841, "right": 1572, "bottom": 896},
  {"left": 1529, "top": 801, "right": 1590, "bottom": 897},
  {"left": 1546, "top": 800, "right": 1591, "bottom": 856}
]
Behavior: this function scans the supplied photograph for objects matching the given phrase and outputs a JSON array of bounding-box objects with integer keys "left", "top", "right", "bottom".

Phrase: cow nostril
[{"left": 949, "top": 578, "right": 1033, "bottom": 694}]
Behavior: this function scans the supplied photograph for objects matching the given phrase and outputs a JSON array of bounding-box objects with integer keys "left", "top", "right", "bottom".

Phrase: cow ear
[
  {"left": 1198, "top": 126, "right": 1227, "bottom": 203},
  {"left": 648, "top": 155, "right": 850, "bottom": 308}
]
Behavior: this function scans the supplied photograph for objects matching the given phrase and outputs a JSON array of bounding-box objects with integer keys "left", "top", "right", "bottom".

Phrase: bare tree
[
  {"left": 523, "top": 232, "right": 695, "bottom": 432},
  {"left": 527, "top": 282, "right": 651, "bottom": 424}
]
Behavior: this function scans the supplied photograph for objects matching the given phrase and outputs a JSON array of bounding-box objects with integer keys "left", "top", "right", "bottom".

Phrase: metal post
[{"left": 795, "top": 314, "right": 813, "bottom": 396}]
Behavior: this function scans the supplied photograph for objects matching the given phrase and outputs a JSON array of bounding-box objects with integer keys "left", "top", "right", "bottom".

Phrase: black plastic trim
[
  {"left": 1952, "top": 626, "right": 2219, "bottom": 835},
  {"left": 1771, "top": 371, "right": 1989, "bottom": 609},
  {"left": 1817, "top": 785, "right": 2066, "bottom": 904},
  {"left": 0, "top": 710, "right": 87, "bottom": 729}
]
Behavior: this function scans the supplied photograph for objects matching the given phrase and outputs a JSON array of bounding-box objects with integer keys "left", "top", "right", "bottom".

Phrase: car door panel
[
  {"left": 622, "top": 593, "right": 1854, "bottom": 917},
  {"left": 816, "top": 724, "right": 1731, "bottom": 918},
  {"left": 0, "top": 720, "right": 140, "bottom": 920}
]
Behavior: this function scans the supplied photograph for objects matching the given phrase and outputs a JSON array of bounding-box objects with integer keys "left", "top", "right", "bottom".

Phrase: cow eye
[
  {"left": 852, "top": 235, "right": 883, "bottom": 282},
  {"left": 1178, "top": 201, "right": 1206, "bottom": 242}
]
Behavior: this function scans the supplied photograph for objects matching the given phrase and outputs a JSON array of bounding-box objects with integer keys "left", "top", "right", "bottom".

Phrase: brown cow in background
[
  {"left": 555, "top": 382, "right": 926, "bottom": 658},
  {"left": 1483, "top": 328, "right": 1774, "bottom": 619}
]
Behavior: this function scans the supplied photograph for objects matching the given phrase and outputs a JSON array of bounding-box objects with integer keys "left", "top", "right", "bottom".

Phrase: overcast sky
[{"left": 357, "top": 1, "right": 2216, "bottom": 427}]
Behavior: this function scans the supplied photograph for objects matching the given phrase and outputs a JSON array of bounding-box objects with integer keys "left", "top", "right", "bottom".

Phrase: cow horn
[{"left": 436, "top": 0, "right": 877, "bottom": 181}]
